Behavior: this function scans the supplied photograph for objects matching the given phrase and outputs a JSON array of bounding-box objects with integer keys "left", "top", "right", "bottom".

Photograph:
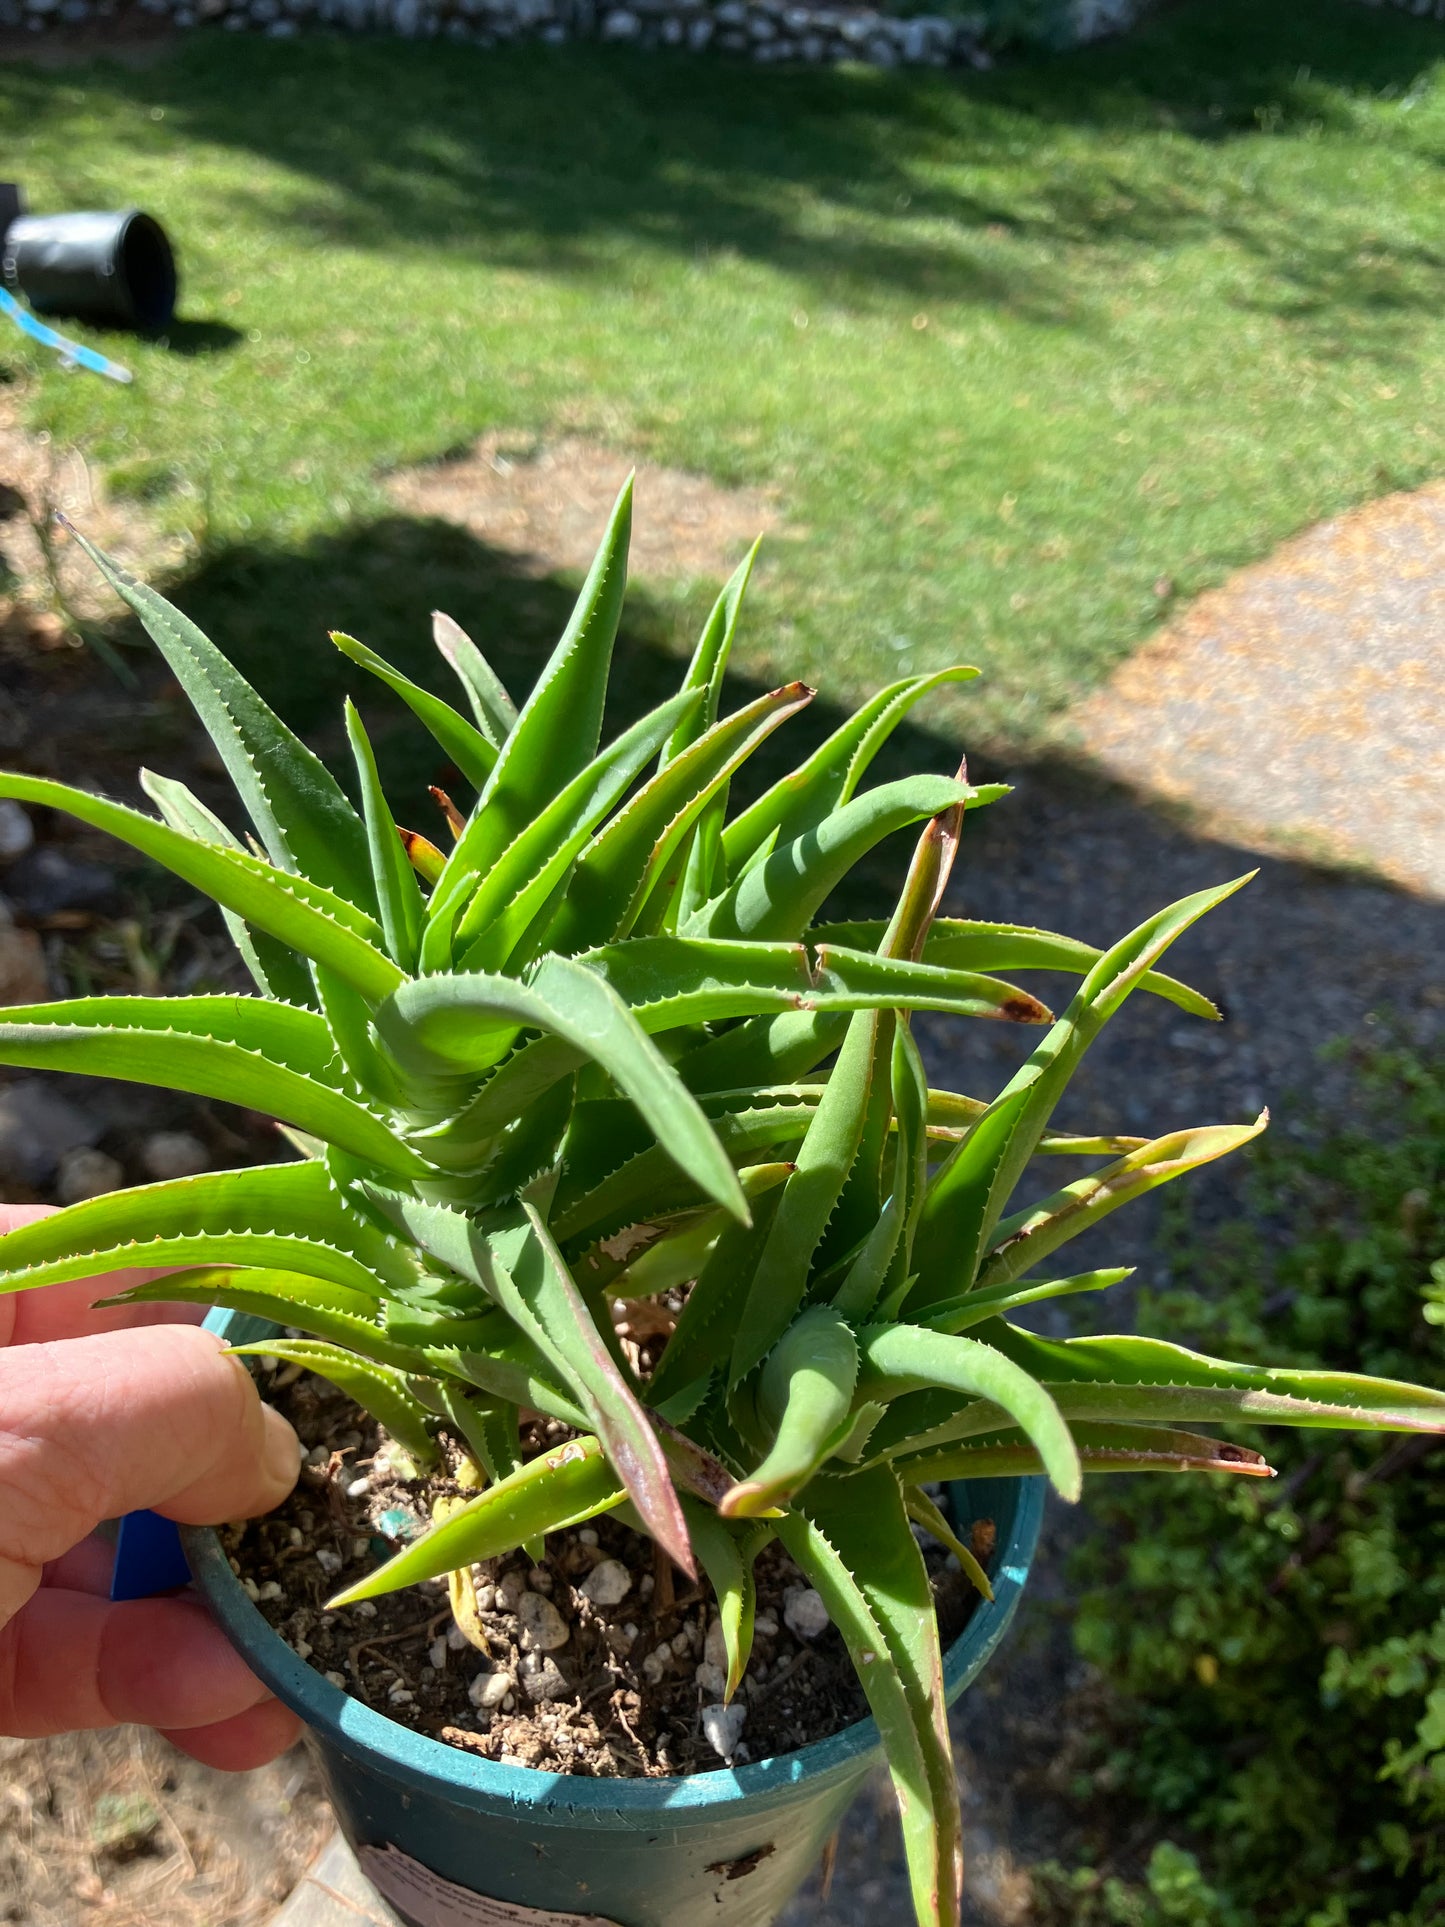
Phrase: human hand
[{"left": 0, "top": 1203, "right": 303, "bottom": 1768}]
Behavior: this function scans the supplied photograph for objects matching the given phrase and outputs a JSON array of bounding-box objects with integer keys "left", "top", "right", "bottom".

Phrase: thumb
[{"left": 0, "top": 1325, "right": 298, "bottom": 1622}]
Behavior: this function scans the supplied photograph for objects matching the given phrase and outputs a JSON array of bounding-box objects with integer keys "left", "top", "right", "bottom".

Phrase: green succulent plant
[{"left": 1, "top": 481, "right": 1442, "bottom": 1927}]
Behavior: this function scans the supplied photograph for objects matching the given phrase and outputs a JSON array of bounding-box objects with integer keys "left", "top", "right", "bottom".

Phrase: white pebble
[
  {"left": 502, "top": 1693, "right": 516, "bottom": 1713},
  {"left": 470, "top": 1670, "right": 514, "bottom": 1709},
  {"left": 474, "top": 1583, "right": 496, "bottom": 1612},
  {"left": 306, "top": 1446, "right": 330, "bottom": 1468},
  {"left": 700, "top": 1701, "right": 747, "bottom": 1761},
  {"left": 526, "top": 1566, "right": 553, "bottom": 1594},
  {"left": 670, "top": 1629, "right": 692, "bottom": 1657},
  {"left": 288, "top": 1526, "right": 304, "bottom": 1546},
  {"left": 577, "top": 1527, "right": 599, "bottom": 1546},
  {"left": 0, "top": 801, "right": 35, "bottom": 861},
  {"left": 783, "top": 1586, "right": 830, "bottom": 1641},
  {"left": 517, "top": 1591, "right": 570, "bottom": 1653},
  {"left": 293, "top": 1638, "right": 313, "bottom": 1660},
  {"left": 315, "top": 1548, "right": 343, "bottom": 1576},
  {"left": 346, "top": 1476, "right": 370, "bottom": 1498},
  {"left": 55, "top": 1147, "right": 123, "bottom": 1205},
  {"left": 354, "top": 1600, "right": 377, "bottom": 1619},
  {"left": 241, "top": 1577, "right": 261, "bottom": 1602},
  {"left": 696, "top": 1661, "right": 728, "bottom": 1699},
  {"left": 387, "top": 1686, "right": 414, "bottom": 1705},
  {"left": 638, "top": 1572, "right": 654, "bottom": 1597},
  {"left": 447, "top": 1625, "right": 468, "bottom": 1652},
  {"left": 428, "top": 1638, "right": 448, "bottom": 1671},
  {"left": 324, "top": 1670, "right": 347, "bottom": 1689},
  {"left": 580, "top": 1558, "right": 631, "bottom": 1607},
  {"left": 352, "top": 1538, "right": 370, "bottom": 1559},
  {"left": 642, "top": 1643, "right": 673, "bottom": 1685},
  {"left": 704, "top": 1617, "right": 729, "bottom": 1671},
  {"left": 753, "top": 1612, "right": 779, "bottom": 1637},
  {"left": 258, "top": 1579, "right": 284, "bottom": 1602},
  {"left": 139, "top": 1129, "right": 209, "bottom": 1180}
]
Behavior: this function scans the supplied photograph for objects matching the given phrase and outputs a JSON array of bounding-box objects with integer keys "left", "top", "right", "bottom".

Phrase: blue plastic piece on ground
[
  {"left": 0, "top": 286, "right": 132, "bottom": 383},
  {"left": 110, "top": 1508, "right": 191, "bottom": 1601}
]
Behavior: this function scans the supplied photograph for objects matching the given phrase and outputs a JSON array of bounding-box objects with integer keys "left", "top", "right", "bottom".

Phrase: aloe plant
[{"left": 1, "top": 482, "right": 1441, "bottom": 1927}]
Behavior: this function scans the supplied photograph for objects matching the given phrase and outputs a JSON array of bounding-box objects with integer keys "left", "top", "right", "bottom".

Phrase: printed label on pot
[{"left": 357, "top": 1844, "right": 624, "bottom": 1927}]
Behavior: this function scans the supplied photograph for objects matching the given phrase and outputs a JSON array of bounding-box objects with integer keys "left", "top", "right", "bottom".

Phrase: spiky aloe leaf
[
  {"left": 547, "top": 683, "right": 814, "bottom": 953},
  {"left": 344, "top": 702, "right": 425, "bottom": 971},
  {"left": 677, "top": 1497, "right": 759, "bottom": 1701},
  {"left": 433, "top": 611, "right": 518, "bottom": 749},
  {"left": 975, "top": 1117, "right": 1268, "bottom": 1291},
  {"left": 900, "top": 1425, "right": 1275, "bottom": 1484},
  {"left": 723, "top": 1307, "right": 859, "bottom": 1517},
  {"left": 71, "top": 527, "right": 376, "bottom": 913},
  {"left": 0, "top": 774, "right": 402, "bottom": 1004},
  {"left": 327, "top": 1434, "right": 627, "bottom": 1606},
  {"left": 720, "top": 667, "right": 978, "bottom": 878},
  {"left": 856, "top": 1323, "right": 1082, "bottom": 1501},
  {"left": 920, "top": 1267, "right": 1134, "bottom": 1335},
  {"left": 380, "top": 956, "right": 748, "bottom": 1221},
  {"left": 0, "top": 1162, "right": 419, "bottom": 1297},
  {"left": 0, "top": 996, "right": 427, "bottom": 1175},
  {"left": 450, "top": 686, "right": 702, "bottom": 971},
  {"left": 332, "top": 631, "right": 498, "bottom": 791},
  {"left": 434, "top": 476, "right": 633, "bottom": 902},
  {"left": 141, "top": 769, "right": 320, "bottom": 1008},
  {"left": 229, "top": 1338, "right": 441, "bottom": 1465},
  {"left": 103, "top": 1266, "right": 435, "bottom": 1371},
  {"left": 814, "top": 918, "right": 1218, "bottom": 1021},
  {"left": 779, "top": 1468, "right": 962, "bottom": 1927},
  {"left": 360, "top": 1191, "right": 695, "bottom": 1574},
  {"left": 696, "top": 775, "right": 994, "bottom": 943},
  {"left": 902, "top": 1486, "right": 993, "bottom": 1601},
  {"left": 910, "top": 875, "right": 1253, "bottom": 1311}
]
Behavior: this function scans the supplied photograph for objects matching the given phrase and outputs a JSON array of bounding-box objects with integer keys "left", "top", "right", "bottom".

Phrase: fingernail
[{"left": 261, "top": 1404, "right": 302, "bottom": 1499}]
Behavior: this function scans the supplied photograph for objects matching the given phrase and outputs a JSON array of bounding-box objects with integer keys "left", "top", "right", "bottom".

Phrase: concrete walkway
[{"left": 1069, "top": 482, "right": 1445, "bottom": 897}]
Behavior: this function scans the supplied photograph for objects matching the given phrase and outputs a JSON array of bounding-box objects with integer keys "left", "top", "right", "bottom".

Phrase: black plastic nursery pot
[
  {"left": 1, "top": 208, "right": 177, "bottom": 334},
  {"left": 183, "top": 1308, "right": 1044, "bottom": 1927}
]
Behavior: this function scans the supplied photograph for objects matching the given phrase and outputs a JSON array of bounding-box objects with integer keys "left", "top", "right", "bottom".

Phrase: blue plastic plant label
[
  {"left": 109, "top": 1508, "right": 190, "bottom": 1601},
  {"left": 356, "top": 1845, "right": 622, "bottom": 1927}
]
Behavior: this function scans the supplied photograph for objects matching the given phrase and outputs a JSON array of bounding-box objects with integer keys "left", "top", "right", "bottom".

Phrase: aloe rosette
[{"left": 2, "top": 482, "right": 1441, "bottom": 1927}]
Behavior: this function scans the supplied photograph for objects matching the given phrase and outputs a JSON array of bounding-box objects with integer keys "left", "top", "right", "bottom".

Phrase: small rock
[
  {"left": 642, "top": 1642, "right": 673, "bottom": 1685},
  {"left": 752, "top": 1612, "right": 779, "bottom": 1638},
  {"left": 324, "top": 1670, "right": 348, "bottom": 1689},
  {"left": 447, "top": 1625, "right": 469, "bottom": 1652},
  {"left": 600, "top": 4, "right": 637, "bottom": 32},
  {"left": 783, "top": 1586, "right": 829, "bottom": 1640},
  {"left": 497, "top": 1568, "right": 528, "bottom": 1613},
  {"left": 696, "top": 1660, "right": 728, "bottom": 1699},
  {"left": 0, "top": 1078, "right": 100, "bottom": 1184},
  {"left": 387, "top": 1685, "right": 414, "bottom": 1705},
  {"left": 701, "top": 1701, "right": 747, "bottom": 1761},
  {"left": 346, "top": 1476, "right": 370, "bottom": 1498},
  {"left": 428, "top": 1638, "right": 448, "bottom": 1670},
  {"left": 469, "top": 1669, "right": 514, "bottom": 1709},
  {"left": 293, "top": 1637, "right": 313, "bottom": 1659},
  {"left": 0, "top": 803, "right": 34, "bottom": 863},
  {"left": 577, "top": 1527, "right": 598, "bottom": 1546},
  {"left": 517, "top": 1590, "right": 569, "bottom": 1653},
  {"left": 140, "top": 1130, "right": 210, "bottom": 1180},
  {"left": 315, "top": 1547, "right": 343, "bottom": 1575},
  {"left": 242, "top": 1577, "right": 261, "bottom": 1602},
  {"left": 526, "top": 1565, "right": 553, "bottom": 1594},
  {"left": 522, "top": 1657, "right": 571, "bottom": 1703},
  {"left": 704, "top": 1617, "right": 729, "bottom": 1671},
  {"left": 580, "top": 1558, "right": 631, "bottom": 1607},
  {"left": 54, "top": 1145, "right": 123, "bottom": 1204},
  {"left": 258, "top": 1579, "right": 284, "bottom": 1602},
  {"left": 669, "top": 1629, "right": 692, "bottom": 1657},
  {"left": 4, "top": 847, "right": 115, "bottom": 919}
]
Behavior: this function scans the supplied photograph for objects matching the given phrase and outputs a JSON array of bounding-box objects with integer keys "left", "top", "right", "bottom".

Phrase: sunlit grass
[{"left": 3, "top": 0, "right": 1443, "bottom": 745}]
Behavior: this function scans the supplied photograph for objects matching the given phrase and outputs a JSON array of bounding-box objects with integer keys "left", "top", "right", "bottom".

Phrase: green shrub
[{"left": 1036, "top": 1040, "right": 1445, "bottom": 1926}]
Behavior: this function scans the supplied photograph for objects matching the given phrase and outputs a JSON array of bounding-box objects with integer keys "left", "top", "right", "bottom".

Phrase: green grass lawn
[{"left": 3, "top": 0, "right": 1444, "bottom": 755}]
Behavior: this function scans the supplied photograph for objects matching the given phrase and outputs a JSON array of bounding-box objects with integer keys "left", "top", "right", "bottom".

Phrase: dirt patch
[
  {"left": 226, "top": 1367, "right": 984, "bottom": 1780},
  {"left": 386, "top": 434, "right": 784, "bottom": 585},
  {"left": 0, "top": 1725, "right": 329, "bottom": 1927},
  {"left": 0, "top": 3, "right": 175, "bottom": 70}
]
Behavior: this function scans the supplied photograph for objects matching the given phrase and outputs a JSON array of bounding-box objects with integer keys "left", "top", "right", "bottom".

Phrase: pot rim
[{"left": 186, "top": 1307, "right": 1044, "bottom": 1820}]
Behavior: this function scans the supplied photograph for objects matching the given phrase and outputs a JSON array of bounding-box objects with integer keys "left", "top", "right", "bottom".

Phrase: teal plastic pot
[{"left": 184, "top": 1309, "right": 1043, "bottom": 1927}]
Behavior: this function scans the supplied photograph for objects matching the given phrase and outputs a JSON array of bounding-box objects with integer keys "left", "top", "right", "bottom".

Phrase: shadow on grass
[{"left": 2, "top": 0, "right": 1441, "bottom": 343}]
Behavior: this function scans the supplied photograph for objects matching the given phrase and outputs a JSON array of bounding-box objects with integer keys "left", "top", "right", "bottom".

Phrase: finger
[
  {"left": 0, "top": 1589, "right": 278, "bottom": 1737},
  {"left": 0, "top": 1325, "right": 297, "bottom": 1614},
  {"left": 160, "top": 1699, "right": 303, "bottom": 1771},
  {"left": 42, "top": 1531, "right": 114, "bottom": 1596}
]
